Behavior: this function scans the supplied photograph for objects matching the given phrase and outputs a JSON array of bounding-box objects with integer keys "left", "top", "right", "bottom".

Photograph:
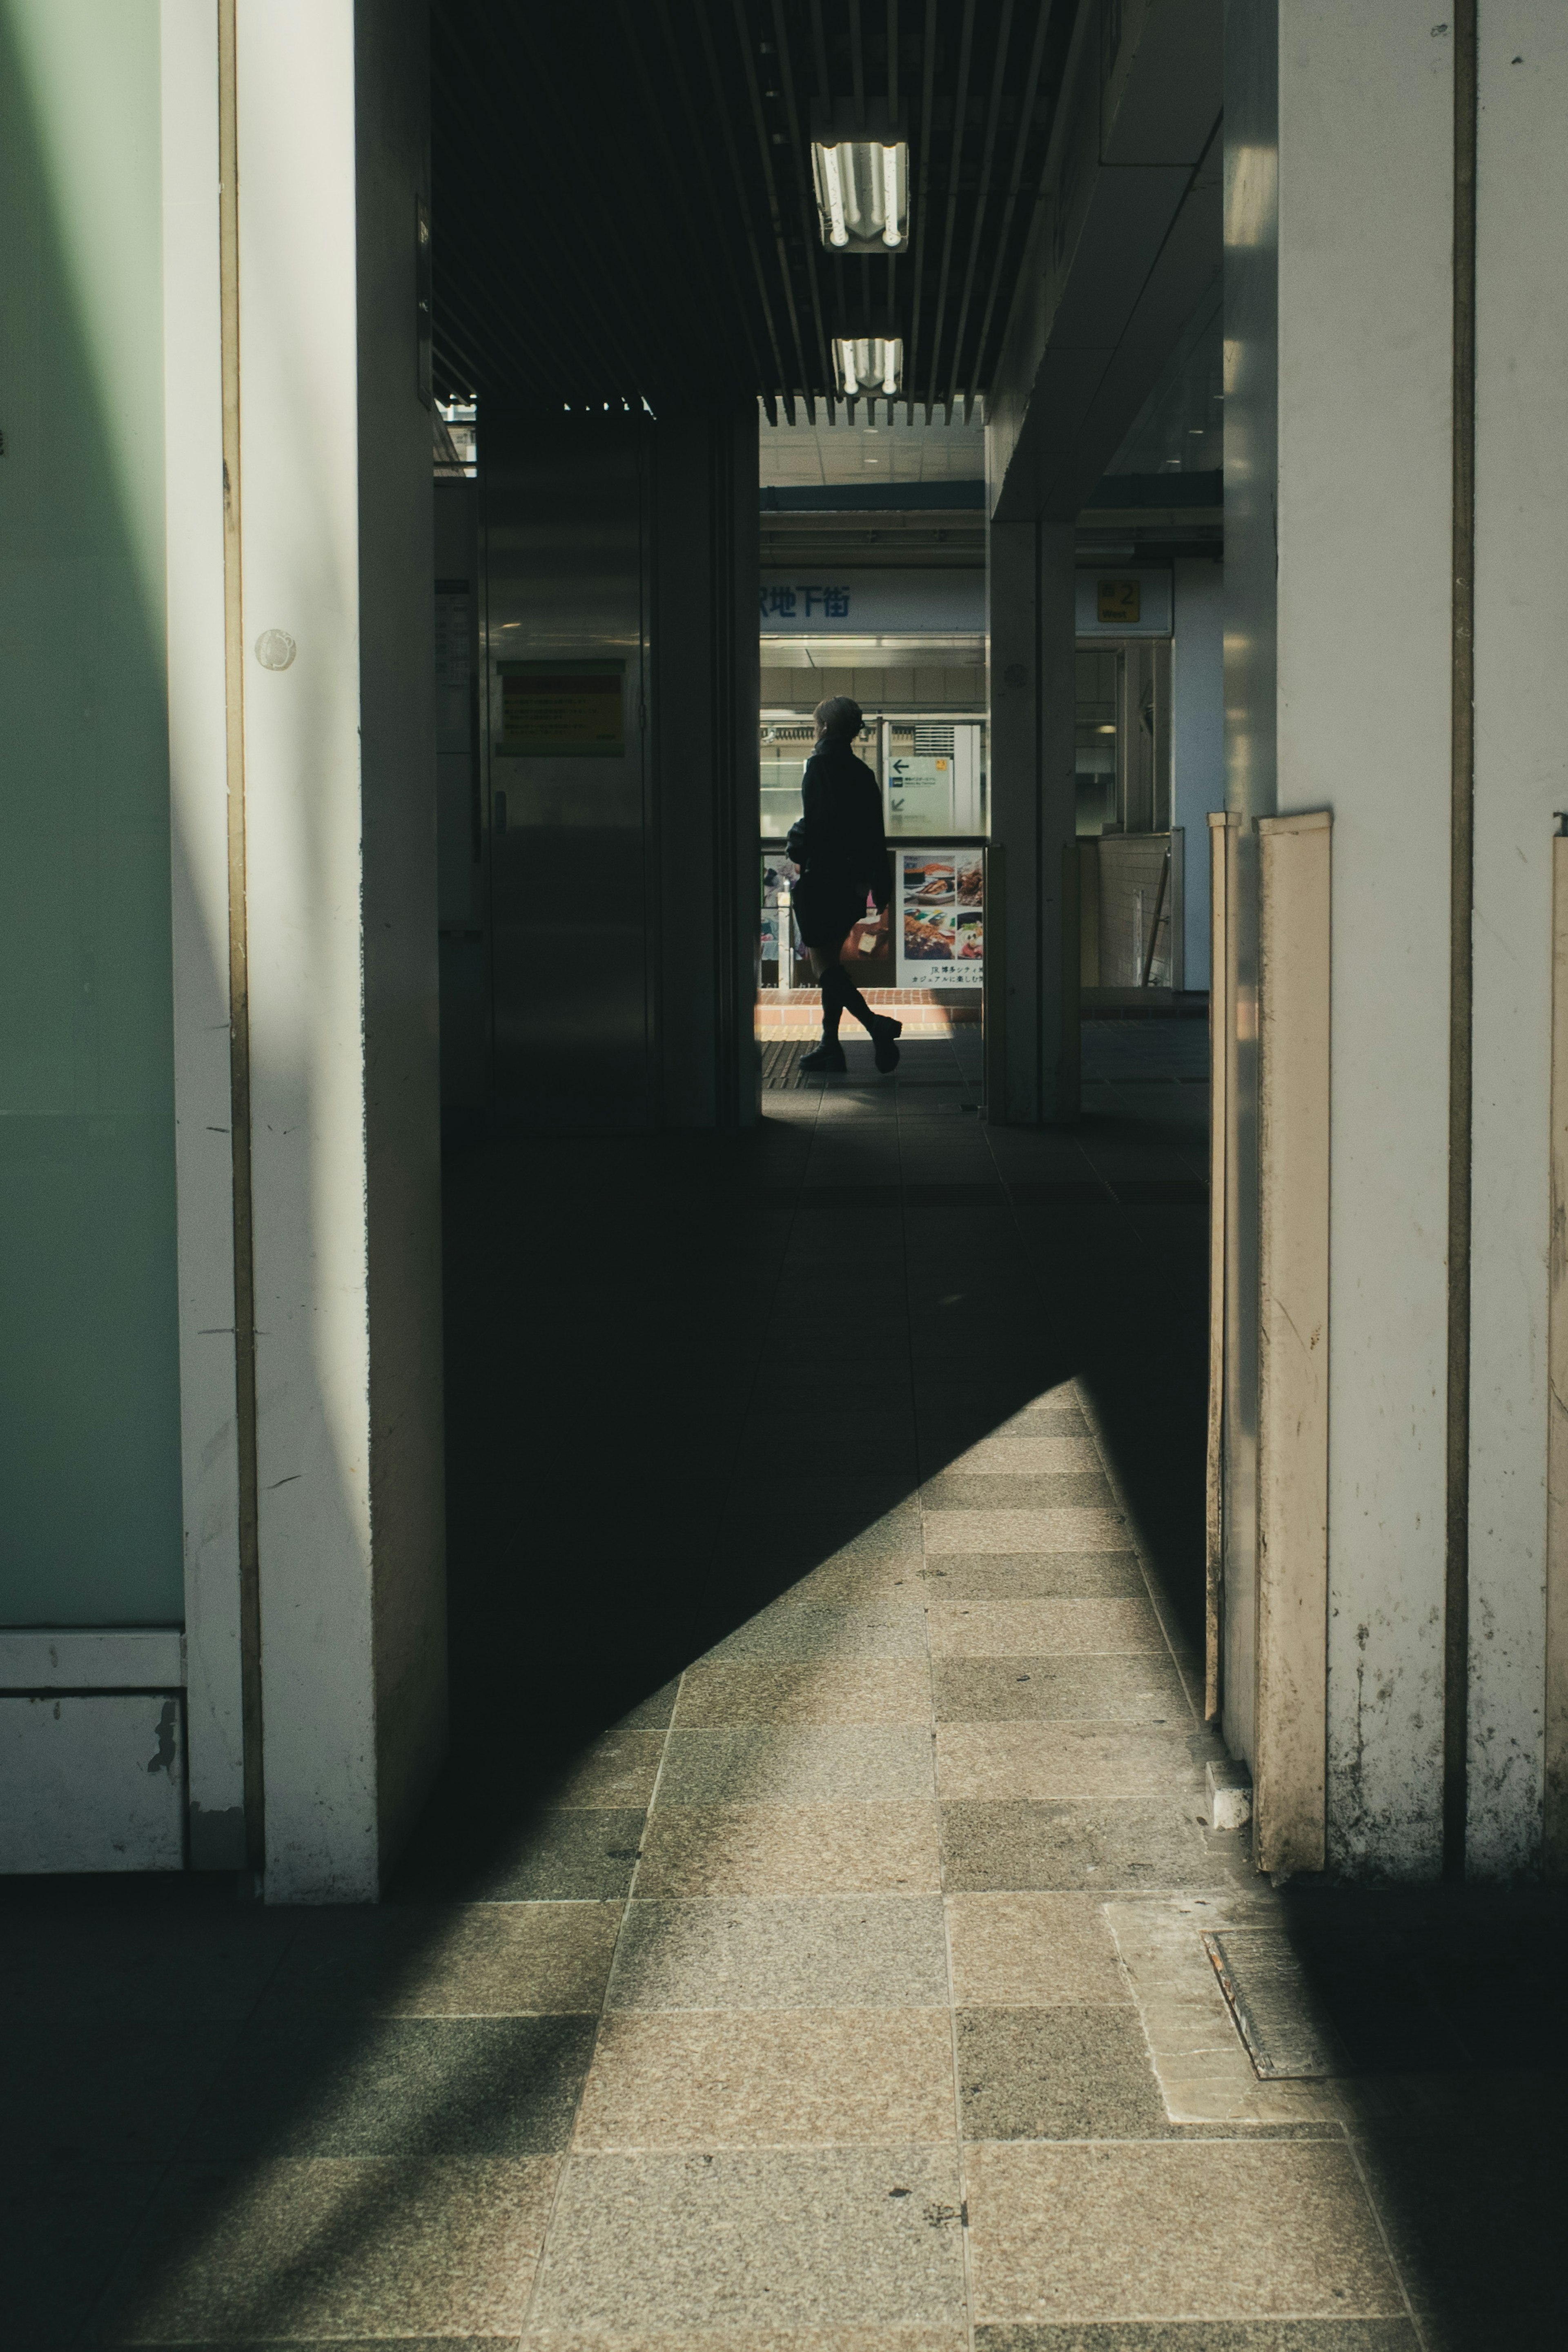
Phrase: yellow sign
[
  {"left": 498, "top": 659, "right": 625, "bottom": 757},
  {"left": 1098, "top": 578, "right": 1142, "bottom": 625}
]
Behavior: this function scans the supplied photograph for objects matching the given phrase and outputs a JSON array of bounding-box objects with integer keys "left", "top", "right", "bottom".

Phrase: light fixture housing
[
  {"left": 810, "top": 102, "right": 909, "bottom": 253},
  {"left": 833, "top": 336, "right": 903, "bottom": 401}
]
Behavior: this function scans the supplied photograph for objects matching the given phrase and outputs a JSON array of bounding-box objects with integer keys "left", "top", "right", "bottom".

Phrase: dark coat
[{"left": 785, "top": 735, "right": 893, "bottom": 920}]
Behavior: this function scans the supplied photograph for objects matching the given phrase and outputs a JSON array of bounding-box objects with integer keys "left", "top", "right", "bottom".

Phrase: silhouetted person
[{"left": 786, "top": 696, "right": 901, "bottom": 1074}]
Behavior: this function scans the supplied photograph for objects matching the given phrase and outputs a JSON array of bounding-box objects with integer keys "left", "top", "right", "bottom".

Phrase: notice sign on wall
[
  {"left": 886, "top": 754, "right": 952, "bottom": 830},
  {"left": 1097, "top": 578, "right": 1141, "bottom": 625},
  {"left": 895, "top": 849, "right": 983, "bottom": 989},
  {"left": 498, "top": 659, "right": 625, "bottom": 757}
]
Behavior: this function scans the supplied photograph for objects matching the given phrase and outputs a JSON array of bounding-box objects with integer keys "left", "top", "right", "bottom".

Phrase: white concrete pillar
[
  {"left": 236, "top": 0, "right": 445, "bottom": 1900},
  {"left": 1224, "top": 1, "right": 1455, "bottom": 1874}
]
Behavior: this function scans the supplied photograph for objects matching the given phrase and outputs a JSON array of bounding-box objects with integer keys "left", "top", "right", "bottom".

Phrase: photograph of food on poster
[
  {"left": 897, "top": 848, "right": 983, "bottom": 987},
  {"left": 904, "top": 906, "right": 956, "bottom": 961},
  {"left": 902, "top": 857, "right": 956, "bottom": 905}
]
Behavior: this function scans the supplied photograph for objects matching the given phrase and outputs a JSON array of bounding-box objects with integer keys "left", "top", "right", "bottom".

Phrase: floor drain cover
[{"left": 1202, "top": 1928, "right": 1349, "bottom": 2080}]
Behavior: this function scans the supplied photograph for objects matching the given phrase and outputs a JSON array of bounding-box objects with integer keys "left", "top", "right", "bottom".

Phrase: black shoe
[
  {"left": 870, "top": 1016, "right": 902, "bottom": 1073},
  {"left": 799, "top": 1039, "right": 846, "bottom": 1072}
]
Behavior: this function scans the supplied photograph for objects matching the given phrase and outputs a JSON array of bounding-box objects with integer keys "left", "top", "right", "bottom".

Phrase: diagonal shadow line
[{"left": 66, "top": 1025, "right": 1560, "bottom": 2344}]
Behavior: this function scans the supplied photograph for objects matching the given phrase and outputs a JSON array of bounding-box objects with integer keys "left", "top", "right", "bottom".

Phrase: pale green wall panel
[{"left": 0, "top": 0, "right": 183, "bottom": 1624}]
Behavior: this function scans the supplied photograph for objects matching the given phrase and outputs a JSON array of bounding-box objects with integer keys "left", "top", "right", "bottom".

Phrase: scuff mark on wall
[{"left": 146, "top": 1697, "right": 178, "bottom": 1777}]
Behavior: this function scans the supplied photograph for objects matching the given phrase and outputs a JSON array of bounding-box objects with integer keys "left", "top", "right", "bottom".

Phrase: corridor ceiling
[{"left": 429, "top": 0, "right": 1073, "bottom": 420}]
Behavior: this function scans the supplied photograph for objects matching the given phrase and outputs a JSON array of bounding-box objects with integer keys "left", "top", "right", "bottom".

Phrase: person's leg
[
  {"left": 806, "top": 941, "right": 901, "bottom": 1073},
  {"left": 809, "top": 943, "right": 846, "bottom": 1040},
  {"left": 799, "top": 941, "right": 850, "bottom": 1070}
]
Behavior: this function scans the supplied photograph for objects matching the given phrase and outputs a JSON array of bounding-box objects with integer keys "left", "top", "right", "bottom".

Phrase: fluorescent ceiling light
[
  {"left": 833, "top": 336, "right": 903, "bottom": 399},
  {"left": 812, "top": 140, "right": 910, "bottom": 252}
]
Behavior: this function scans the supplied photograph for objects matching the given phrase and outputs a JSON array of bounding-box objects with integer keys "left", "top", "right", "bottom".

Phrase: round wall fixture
[{"left": 254, "top": 628, "right": 297, "bottom": 671}]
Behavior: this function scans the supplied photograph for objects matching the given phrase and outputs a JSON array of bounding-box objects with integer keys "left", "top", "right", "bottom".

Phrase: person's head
[{"left": 813, "top": 695, "right": 863, "bottom": 744}]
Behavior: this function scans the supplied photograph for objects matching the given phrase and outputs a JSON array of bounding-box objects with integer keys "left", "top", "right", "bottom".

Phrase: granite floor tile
[
  {"left": 935, "top": 1656, "right": 1190, "bottom": 1724},
  {"left": 1351, "top": 2124, "right": 1568, "bottom": 2340},
  {"left": 965, "top": 2142, "right": 1405, "bottom": 2324},
  {"left": 918, "top": 1405, "right": 1090, "bottom": 1448},
  {"left": 915, "top": 1552, "right": 1145, "bottom": 1597},
  {"left": 606, "top": 1895, "right": 950, "bottom": 2010},
  {"left": 399, "top": 1810, "right": 648, "bottom": 1902},
  {"left": 575, "top": 2007, "right": 956, "bottom": 2148},
  {"left": 920, "top": 1434, "right": 1103, "bottom": 1475},
  {"left": 258, "top": 1902, "right": 623, "bottom": 2015},
  {"left": 921, "top": 1474, "right": 1118, "bottom": 1511},
  {"left": 972, "top": 2327, "right": 1421, "bottom": 2351},
  {"left": 97, "top": 2156, "right": 559, "bottom": 2340},
  {"left": 633, "top": 1801, "right": 941, "bottom": 1896},
  {"left": 3, "top": 2158, "right": 165, "bottom": 2348},
  {"left": 940, "top": 1800, "right": 1248, "bottom": 1893},
  {"left": 937, "top": 1725, "right": 1204, "bottom": 1802},
  {"left": 614, "top": 1678, "right": 683, "bottom": 1729},
  {"left": 736, "top": 1518, "right": 929, "bottom": 1569},
  {"left": 656, "top": 1726, "right": 935, "bottom": 1806},
  {"left": 181, "top": 2014, "right": 598, "bottom": 2158},
  {"left": 924, "top": 1511, "right": 1132, "bottom": 1557},
  {"left": 958, "top": 2007, "right": 1169, "bottom": 2139},
  {"left": 736, "top": 1440, "right": 923, "bottom": 1477},
  {"left": 767, "top": 1555, "right": 929, "bottom": 1605},
  {"left": 675, "top": 1661, "right": 933, "bottom": 1726},
  {"left": 733, "top": 1478, "right": 919, "bottom": 1520},
  {"left": 742, "top": 1410, "right": 917, "bottom": 1445},
  {"left": 0, "top": 1908, "right": 296, "bottom": 2023},
  {"left": 928, "top": 1599, "right": 1167, "bottom": 1658},
  {"left": 527, "top": 2328, "right": 969, "bottom": 2349},
  {"left": 947, "top": 1895, "right": 1131, "bottom": 2008},
  {"left": 528, "top": 2148, "right": 967, "bottom": 2333},
  {"left": 0, "top": 2020, "right": 242, "bottom": 2161},
  {"left": 540, "top": 1731, "right": 667, "bottom": 1809},
  {"left": 701, "top": 1604, "right": 929, "bottom": 1664}
]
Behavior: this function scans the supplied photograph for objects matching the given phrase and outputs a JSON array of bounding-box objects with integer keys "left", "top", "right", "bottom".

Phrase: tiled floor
[{"left": 9, "top": 1029, "right": 1566, "bottom": 2349}]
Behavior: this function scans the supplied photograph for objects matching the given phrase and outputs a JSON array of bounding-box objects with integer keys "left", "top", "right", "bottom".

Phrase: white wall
[
  {"left": 1466, "top": 5, "right": 1568, "bottom": 1874},
  {"left": 1172, "top": 557, "right": 1223, "bottom": 989}
]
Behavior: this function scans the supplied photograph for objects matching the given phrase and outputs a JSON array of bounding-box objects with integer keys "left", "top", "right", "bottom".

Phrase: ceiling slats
[{"left": 429, "top": 0, "right": 1069, "bottom": 417}]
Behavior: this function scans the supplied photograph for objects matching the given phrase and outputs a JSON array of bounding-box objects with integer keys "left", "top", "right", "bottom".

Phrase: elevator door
[{"left": 482, "top": 417, "right": 653, "bottom": 1127}]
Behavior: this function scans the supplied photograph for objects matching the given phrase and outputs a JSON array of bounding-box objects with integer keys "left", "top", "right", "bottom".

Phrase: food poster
[
  {"left": 760, "top": 854, "right": 794, "bottom": 968},
  {"left": 897, "top": 850, "right": 983, "bottom": 988}
]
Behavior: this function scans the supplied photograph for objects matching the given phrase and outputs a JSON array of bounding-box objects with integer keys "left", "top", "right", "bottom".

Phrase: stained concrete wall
[
  {"left": 1224, "top": 2, "right": 1568, "bottom": 1879},
  {"left": 1224, "top": 3, "right": 1453, "bottom": 1870}
]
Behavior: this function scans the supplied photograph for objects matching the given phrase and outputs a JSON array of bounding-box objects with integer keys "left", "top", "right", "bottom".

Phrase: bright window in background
[
  {"left": 760, "top": 717, "right": 989, "bottom": 844},
  {"left": 760, "top": 722, "right": 818, "bottom": 839},
  {"left": 1076, "top": 650, "right": 1120, "bottom": 835}
]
